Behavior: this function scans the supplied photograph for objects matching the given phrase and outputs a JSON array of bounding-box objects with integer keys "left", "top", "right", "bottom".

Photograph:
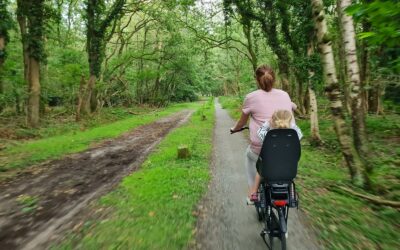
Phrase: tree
[
  {"left": 338, "top": 0, "right": 372, "bottom": 188},
  {"left": 78, "top": 0, "right": 126, "bottom": 118},
  {"left": 17, "top": 0, "right": 48, "bottom": 127},
  {"left": 0, "top": 0, "right": 13, "bottom": 112},
  {"left": 224, "top": 0, "right": 291, "bottom": 91},
  {"left": 311, "top": 0, "right": 364, "bottom": 185},
  {"left": 346, "top": 0, "right": 400, "bottom": 113}
]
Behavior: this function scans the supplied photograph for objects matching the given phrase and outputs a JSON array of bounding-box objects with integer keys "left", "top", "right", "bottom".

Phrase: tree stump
[{"left": 177, "top": 145, "right": 190, "bottom": 159}]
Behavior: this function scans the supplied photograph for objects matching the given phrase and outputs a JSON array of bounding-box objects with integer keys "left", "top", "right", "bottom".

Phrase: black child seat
[{"left": 256, "top": 128, "right": 301, "bottom": 208}]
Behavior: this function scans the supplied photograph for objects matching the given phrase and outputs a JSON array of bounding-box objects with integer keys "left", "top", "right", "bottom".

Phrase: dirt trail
[
  {"left": 194, "top": 100, "right": 321, "bottom": 250},
  {"left": 0, "top": 110, "right": 193, "bottom": 250}
]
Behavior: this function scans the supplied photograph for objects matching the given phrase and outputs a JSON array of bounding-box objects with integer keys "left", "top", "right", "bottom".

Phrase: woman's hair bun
[{"left": 255, "top": 65, "right": 275, "bottom": 92}]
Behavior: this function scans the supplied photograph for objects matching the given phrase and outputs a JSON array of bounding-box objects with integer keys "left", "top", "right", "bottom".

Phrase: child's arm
[
  {"left": 257, "top": 121, "right": 271, "bottom": 141},
  {"left": 291, "top": 102, "right": 297, "bottom": 111},
  {"left": 291, "top": 124, "right": 303, "bottom": 140}
]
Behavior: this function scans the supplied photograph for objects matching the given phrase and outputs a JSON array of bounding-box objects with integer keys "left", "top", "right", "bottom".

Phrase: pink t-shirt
[{"left": 242, "top": 88, "right": 294, "bottom": 154}]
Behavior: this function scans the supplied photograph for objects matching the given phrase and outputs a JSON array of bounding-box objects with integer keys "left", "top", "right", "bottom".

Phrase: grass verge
[
  {"left": 54, "top": 99, "right": 215, "bottom": 249},
  {"left": 219, "top": 96, "right": 399, "bottom": 250},
  {"left": 0, "top": 103, "right": 197, "bottom": 172}
]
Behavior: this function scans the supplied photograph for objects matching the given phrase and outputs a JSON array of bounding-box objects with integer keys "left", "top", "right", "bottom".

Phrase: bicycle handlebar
[{"left": 230, "top": 126, "right": 249, "bottom": 134}]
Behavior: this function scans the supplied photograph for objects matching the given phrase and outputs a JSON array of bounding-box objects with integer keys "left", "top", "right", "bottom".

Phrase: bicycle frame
[{"left": 257, "top": 180, "right": 298, "bottom": 250}]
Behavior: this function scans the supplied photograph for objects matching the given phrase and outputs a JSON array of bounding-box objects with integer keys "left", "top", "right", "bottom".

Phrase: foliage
[
  {"left": 347, "top": 1, "right": 400, "bottom": 48},
  {"left": 54, "top": 99, "right": 215, "bottom": 249},
  {"left": 85, "top": 0, "right": 126, "bottom": 77},
  {"left": 346, "top": 0, "right": 400, "bottom": 72},
  {"left": 0, "top": 0, "right": 13, "bottom": 59}
]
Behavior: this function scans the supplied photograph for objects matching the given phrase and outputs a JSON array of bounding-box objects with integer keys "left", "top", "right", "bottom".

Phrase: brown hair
[
  {"left": 255, "top": 65, "right": 275, "bottom": 92},
  {"left": 270, "top": 110, "right": 292, "bottom": 129}
]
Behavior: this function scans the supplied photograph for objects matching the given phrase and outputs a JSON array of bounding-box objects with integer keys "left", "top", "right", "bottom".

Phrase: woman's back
[{"left": 242, "top": 88, "right": 293, "bottom": 154}]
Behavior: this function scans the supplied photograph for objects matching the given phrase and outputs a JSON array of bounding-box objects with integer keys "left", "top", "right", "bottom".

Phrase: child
[{"left": 248, "top": 110, "right": 302, "bottom": 202}]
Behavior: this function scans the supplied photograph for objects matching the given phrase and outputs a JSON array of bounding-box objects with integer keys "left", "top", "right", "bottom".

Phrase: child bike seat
[{"left": 256, "top": 128, "right": 301, "bottom": 183}]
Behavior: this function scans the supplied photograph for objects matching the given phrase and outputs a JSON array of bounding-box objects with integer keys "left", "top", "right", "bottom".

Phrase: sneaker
[
  {"left": 250, "top": 192, "right": 259, "bottom": 202},
  {"left": 246, "top": 197, "right": 254, "bottom": 205}
]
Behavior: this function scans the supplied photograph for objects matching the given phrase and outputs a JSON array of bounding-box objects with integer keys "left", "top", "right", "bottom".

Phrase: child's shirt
[{"left": 257, "top": 121, "right": 303, "bottom": 141}]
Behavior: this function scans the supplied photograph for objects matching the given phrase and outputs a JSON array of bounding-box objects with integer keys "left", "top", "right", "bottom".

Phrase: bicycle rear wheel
[
  {"left": 268, "top": 207, "right": 287, "bottom": 250},
  {"left": 280, "top": 234, "right": 286, "bottom": 250}
]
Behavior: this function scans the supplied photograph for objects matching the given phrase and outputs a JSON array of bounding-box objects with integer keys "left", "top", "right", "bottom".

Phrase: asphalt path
[{"left": 194, "top": 99, "right": 321, "bottom": 250}]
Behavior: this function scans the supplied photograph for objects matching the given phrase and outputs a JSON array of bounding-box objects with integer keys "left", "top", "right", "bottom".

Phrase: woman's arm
[{"left": 231, "top": 112, "right": 250, "bottom": 132}]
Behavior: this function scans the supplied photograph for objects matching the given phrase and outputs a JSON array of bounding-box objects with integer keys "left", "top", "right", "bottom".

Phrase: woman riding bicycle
[{"left": 230, "top": 65, "right": 297, "bottom": 204}]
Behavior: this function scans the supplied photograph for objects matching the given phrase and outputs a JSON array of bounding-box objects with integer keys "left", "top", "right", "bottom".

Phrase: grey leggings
[{"left": 245, "top": 145, "right": 258, "bottom": 189}]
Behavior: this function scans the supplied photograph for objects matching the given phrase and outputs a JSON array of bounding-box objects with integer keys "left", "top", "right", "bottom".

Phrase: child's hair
[{"left": 270, "top": 110, "right": 292, "bottom": 129}]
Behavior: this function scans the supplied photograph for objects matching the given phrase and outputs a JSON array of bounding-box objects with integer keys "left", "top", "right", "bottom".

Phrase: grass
[
  {"left": 219, "top": 95, "right": 400, "bottom": 250},
  {"left": 0, "top": 106, "right": 158, "bottom": 140},
  {"left": 0, "top": 103, "right": 198, "bottom": 172},
  {"left": 16, "top": 194, "right": 39, "bottom": 213},
  {"left": 54, "top": 99, "right": 215, "bottom": 250}
]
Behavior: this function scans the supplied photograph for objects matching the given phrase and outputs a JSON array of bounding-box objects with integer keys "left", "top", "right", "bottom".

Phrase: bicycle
[{"left": 232, "top": 127, "right": 300, "bottom": 250}]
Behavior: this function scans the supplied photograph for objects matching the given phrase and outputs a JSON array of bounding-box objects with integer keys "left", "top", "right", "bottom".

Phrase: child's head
[{"left": 270, "top": 110, "right": 292, "bottom": 129}]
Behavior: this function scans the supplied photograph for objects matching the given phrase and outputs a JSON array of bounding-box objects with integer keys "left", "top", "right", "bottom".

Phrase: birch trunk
[
  {"left": 309, "top": 87, "right": 322, "bottom": 143},
  {"left": 339, "top": 0, "right": 372, "bottom": 188},
  {"left": 307, "top": 44, "right": 322, "bottom": 143},
  {"left": 311, "top": 0, "right": 363, "bottom": 185}
]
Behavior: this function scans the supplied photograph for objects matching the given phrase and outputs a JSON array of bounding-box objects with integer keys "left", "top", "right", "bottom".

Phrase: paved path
[{"left": 195, "top": 100, "right": 321, "bottom": 250}]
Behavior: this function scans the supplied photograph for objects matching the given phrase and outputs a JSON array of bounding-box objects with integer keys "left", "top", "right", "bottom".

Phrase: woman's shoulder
[
  {"left": 245, "top": 89, "right": 262, "bottom": 99},
  {"left": 247, "top": 89, "right": 290, "bottom": 99},
  {"left": 271, "top": 88, "right": 289, "bottom": 95}
]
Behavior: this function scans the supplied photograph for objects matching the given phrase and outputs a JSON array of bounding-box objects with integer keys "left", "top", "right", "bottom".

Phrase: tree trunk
[
  {"left": 369, "top": 79, "right": 384, "bottom": 115},
  {"left": 27, "top": 57, "right": 40, "bottom": 127},
  {"left": 311, "top": 0, "right": 363, "bottom": 185},
  {"left": 0, "top": 36, "right": 4, "bottom": 112},
  {"left": 303, "top": 87, "right": 310, "bottom": 114},
  {"left": 76, "top": 75, "right": 86, "bottom": 121},
  {"left": 242, "top": 22, "right": 257, "bottom": 72},
  {"left": 308, "top": 86, "right": 322, "bottom": 144},
  {"left": 307, "top": 44, "right": 322, "bottom": 143},
  {"left": 17, "top": 13, "right": 29, "bottom": 83},
  {"left": 258, "top": 10, "right": 290, "bottom": 92},
  {"left": 360, "top": 22, "right": 370, "bottom": 113},
  {"left": 339, "top": 0, "right": 372, "bottom": 189},
  {"left": 80, "top": 74, "right": 96, "bottom": 114}
]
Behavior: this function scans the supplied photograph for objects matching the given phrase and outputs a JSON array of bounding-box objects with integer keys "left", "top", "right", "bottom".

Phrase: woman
[{"left": 230, "top": 65, "right": 296, "bottom": 204}]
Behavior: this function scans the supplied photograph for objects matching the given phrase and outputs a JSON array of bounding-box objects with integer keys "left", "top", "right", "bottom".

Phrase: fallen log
[{"left": 328, "top": 185, "right": 400, "bottom": 209}]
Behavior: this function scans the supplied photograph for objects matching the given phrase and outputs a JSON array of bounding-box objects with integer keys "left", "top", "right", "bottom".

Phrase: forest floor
[{"left": 0, "top": 110, "right": 193, "bottom": 249}]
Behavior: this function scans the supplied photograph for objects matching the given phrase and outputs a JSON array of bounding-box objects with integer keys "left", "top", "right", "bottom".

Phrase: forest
[{"left": 0, "top": 0, "right": 399, "bottom": 249}]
